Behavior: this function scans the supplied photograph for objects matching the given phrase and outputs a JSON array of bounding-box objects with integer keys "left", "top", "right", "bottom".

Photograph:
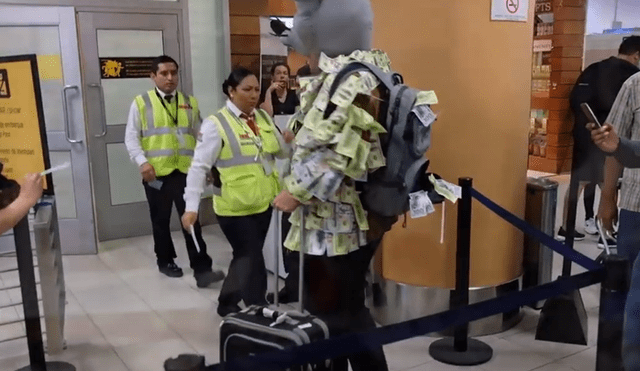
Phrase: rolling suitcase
[{"left": 219, "top": 207, "right": 332, "bottom": 370}]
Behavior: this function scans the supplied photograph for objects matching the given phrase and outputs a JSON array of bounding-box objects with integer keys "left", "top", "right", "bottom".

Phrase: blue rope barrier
[
  {"left": 470, "top": 188, "right": 601, "bottom": 271},
  {"left": 206, "top": 269, "right": 604, "bottom": 371}
]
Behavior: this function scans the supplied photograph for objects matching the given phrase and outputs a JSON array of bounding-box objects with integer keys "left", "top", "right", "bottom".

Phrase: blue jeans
[{"left": 618, "top": 209, "right": 640, "bottom": 371}]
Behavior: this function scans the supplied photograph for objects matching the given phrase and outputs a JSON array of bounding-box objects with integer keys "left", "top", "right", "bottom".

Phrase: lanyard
[
  {"left": 231, "top": 110, "right": 264, "bottom": 160},
  {"left": 156, "top": 91, "right": 179, "bottom": 126}
]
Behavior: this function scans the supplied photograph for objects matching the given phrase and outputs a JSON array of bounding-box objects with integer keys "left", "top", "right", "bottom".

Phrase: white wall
[
  {"left": 188, "top": 0, "right": 229, "bottom": 117},
  {"left": 587, "top": 0, "right": 640, "bottom": 34}
]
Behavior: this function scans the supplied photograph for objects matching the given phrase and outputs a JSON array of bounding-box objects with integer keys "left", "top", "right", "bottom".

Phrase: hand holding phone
[{"left": 581, "top": 103, "right": 602, "bottom": 128}]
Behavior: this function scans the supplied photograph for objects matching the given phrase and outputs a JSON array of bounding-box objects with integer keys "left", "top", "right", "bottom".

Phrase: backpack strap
[
  {"left": 323, "top": 61, "right": 399, "bottom": 120},
  {"left": 386, "top": 86, "right": 419, "bottom": 179}
]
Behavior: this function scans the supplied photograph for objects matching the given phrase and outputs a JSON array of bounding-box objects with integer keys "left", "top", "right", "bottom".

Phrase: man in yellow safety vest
[{"left": 124, "top": 55, "right": 224, "bottom": 288}]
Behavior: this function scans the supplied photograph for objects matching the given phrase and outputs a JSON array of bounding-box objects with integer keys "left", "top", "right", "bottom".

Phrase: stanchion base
[
  {"left": 16, "top": 361, "right": 76, "bottom": 371},
  {"left": 429, "top": 337, "right": 493, "bottom": 366}
]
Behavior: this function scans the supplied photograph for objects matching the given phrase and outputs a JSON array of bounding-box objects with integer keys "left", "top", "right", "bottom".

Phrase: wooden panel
[
  {"left": 545, "top": 144, "right": 573, "bottom": 160},
  {"left": 231, "top": 54, "right": 261, "bottom": 70},
  {"left": 550, "top": 47, "right": 584, "bottom": 58},
  {"left": 549, "top": 83, "right": 573, "bottom": 98},
  {"left": 230, "top": 15, "right": 260, "bottom": 35},
  {"left": 550, "top": 57, "right": 583, "bottom": 72},
  {"left": 552, "top": 0, "right": 587, "bottom": 7},
  {"left": 549, "top": 109, "right": 572, "bottom": 122},
  {"left": 268, "top": 0, "right": 297, "bottom": 16},
  {"left": 551, "top": 70, "right": 581, "bottom": 85},
  {"left": 546, "top": 118, "right": 574, "bottom": 134},
  {"left": 546, "top": 132, "right": 573, "bottom": 147},
  {"left": 529, "top": 155, "right": 572, "bottom": 174},
  {"left": 552, "top": 34, "right": 584, "bottom": 48},
  {"left": 555, "top": 6, "right": 586, "bottom": 21},
  {"left": 230, "top": 35, "right": 261, "bottom": 55},
  {"left": 230, "top": 0, "right": 268, "bottom": 16},
  {"left": 554, "top": 20, "right": 585, "bottom": 35},
  {"left": 531, "top": 97, "right": 570, "bottom": 110}
]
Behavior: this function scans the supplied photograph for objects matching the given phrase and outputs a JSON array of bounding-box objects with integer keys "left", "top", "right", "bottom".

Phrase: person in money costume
[{"left": 271, "top": 1, "right": 437, "bottom": 369}]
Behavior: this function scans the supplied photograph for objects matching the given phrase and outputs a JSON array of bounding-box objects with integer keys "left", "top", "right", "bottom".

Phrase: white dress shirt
[
  {"left": 183, "top": 100, "right": 290, "bottom": 213},
  {"left": 124, "top": 88, "right": 178, "bottom": 167}
]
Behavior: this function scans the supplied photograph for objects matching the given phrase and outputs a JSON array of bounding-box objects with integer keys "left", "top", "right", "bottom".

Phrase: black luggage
[{"left": 219, "top": 208, "right": 332, "bottom": 370}]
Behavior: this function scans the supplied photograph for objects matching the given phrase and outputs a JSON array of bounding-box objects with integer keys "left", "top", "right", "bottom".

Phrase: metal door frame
[
  {"left": 79, "top": 11, "right": 185, "bottom": 241},
  {"left": 0, "top": 5, "right": 97, "bottom": 254}
]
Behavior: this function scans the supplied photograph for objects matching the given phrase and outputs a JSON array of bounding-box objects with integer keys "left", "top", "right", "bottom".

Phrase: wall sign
[
  {"left": 99, "top": 57, "right": 155, "bottom": 79},
  {"left": 492, "top": 0, "right": 530, "bottom": 22},
  {"left": 0, "top": 55, "right": 53, "bottom": 194},
  {"left": 533, "top": 39, "right": 553, "bottom": 52}
]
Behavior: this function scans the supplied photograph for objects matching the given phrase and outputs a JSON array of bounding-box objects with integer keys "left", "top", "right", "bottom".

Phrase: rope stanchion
[
  {"left": 166, "top": 184, "right": 608, "bottom": 371},
  {"left": 429, "top": 177, "right": 492, "bottom": 366},
  {"left": 12, "top": 216, "right": 75, "bottom": 371}
]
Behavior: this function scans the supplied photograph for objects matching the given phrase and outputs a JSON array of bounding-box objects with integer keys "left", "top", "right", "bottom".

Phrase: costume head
[{"left": 280, "top": 0, "right": 374, "bottom": 58}]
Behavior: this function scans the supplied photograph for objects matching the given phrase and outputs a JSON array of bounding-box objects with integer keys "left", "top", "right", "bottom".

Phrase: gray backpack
[{"left": 324, "top": 61, "right": 434, "bottom": 217}]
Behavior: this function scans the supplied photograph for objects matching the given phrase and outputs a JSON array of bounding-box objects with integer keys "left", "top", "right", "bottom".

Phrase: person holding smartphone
[
  {"left": 556, "top": 37, "right": 640, "bottom": 246},
  {"left": 260, "top": 63, "right": 299, "bottom": 117},
  {"left": 587, "top": 68, "right": 640, "bottom": 371}
]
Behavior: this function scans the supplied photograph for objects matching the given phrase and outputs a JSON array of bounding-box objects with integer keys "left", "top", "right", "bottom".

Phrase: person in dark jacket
[{"left": 557, "top": 36, "right": 640, "bottom": 246}]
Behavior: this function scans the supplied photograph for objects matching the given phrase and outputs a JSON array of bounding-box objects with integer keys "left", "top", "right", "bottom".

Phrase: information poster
[{"left": 0, "top": 54, "right": 53, "bottom": 193}]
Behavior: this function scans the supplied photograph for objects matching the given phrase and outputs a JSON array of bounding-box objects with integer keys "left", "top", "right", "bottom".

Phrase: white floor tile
[
  {"left": 383, "top": 337, "right": 435, "bottom": 370},
  {"left": 114, "top": 338, "right": 196, "bottom": 371},
  {"left": 90, "top": 311, "right": 178, "bottom": 348},
  {"left": 556, "top": 346, "right": 597, "bottom": 371}
]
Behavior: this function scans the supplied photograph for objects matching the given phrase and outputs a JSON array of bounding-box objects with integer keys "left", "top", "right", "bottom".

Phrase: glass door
[
  {"left": 0, "top": 5, "right": 96, "bottom": 255},
  {"left": 78, "top": 12, "right": 183, "bottom": 241}
]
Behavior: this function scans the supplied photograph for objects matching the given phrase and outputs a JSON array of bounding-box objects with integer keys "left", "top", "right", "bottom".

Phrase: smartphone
[{"left": 580, "top": 103, "right": 602, "bottom": 128}]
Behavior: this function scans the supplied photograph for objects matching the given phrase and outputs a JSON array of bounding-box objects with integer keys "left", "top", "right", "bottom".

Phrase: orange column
[{"left": 371, "top": 0, "right": 535, "bottom": 288}]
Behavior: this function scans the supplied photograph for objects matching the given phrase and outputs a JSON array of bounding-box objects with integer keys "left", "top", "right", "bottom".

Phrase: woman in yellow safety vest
[{"left": 181, "top": 67, "right": 290, "bottom": 317}]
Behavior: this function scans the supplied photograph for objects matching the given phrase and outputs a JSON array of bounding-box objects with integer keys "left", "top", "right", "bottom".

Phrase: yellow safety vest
[
  {"left": 210, "top": 107, "right": 282, "bottom": 217},
  {"left": 135, "top": 90, "right": 199, "bottom": 177}
]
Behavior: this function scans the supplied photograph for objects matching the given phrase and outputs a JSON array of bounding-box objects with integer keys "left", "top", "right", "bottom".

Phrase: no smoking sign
[
  {"left": 506, "top": 0, "right": 519, "bottom": 14},
  {"left": 492, "top": 0, "right": 528, "bottom": 22}
]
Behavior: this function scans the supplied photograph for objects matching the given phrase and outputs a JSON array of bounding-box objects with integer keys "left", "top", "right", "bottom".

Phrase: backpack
[{"left": 323, "top": 61, "right": 435, "bottom": 217}]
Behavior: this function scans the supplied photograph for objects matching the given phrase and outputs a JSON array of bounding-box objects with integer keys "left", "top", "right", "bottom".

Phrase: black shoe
[
  {"left": 195, "top": 270, "right": 226, "bottom": 288},
  {"left": 217, "top": 303, "right": 241, "bottom": 317},
  {"left": 267, "top": 288, "right": 298, "bottom": 304},
  {"left": 557, "top": 227, "right": 585, "bottom": 241},
  {"left": 159, "top": 262, "right": 183, "bottom": 278}
]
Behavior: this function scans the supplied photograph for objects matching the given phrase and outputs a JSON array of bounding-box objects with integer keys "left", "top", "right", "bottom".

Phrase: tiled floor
[{"left": 0, "top": 172, "right": 611, "bottom": 370}]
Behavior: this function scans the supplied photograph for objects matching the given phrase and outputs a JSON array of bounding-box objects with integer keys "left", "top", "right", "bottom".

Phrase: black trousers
[
  {"left": 143, "top": 170, "right": 213, "bottom": 274},
  {"left": 303, "top": 240, "right": 388, "bottom": 371},
  {"left": 217, "top": 208, "right": 272, "bottom": 307}
]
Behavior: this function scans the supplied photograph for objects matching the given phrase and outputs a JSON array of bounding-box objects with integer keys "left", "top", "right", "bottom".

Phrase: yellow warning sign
[{"left": 0, "top": 55, "right": 52, "bottom": 193}]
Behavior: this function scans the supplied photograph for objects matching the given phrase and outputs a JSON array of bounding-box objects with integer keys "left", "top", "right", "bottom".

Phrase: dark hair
[
  {"left": 151, "top": 55, "right": 179, "bottom": 74},
  {"left": 222, "top": 67, "right": 257, "bottom": 98},
  {"left": 270, "top": 63, "right": 290, "bottom": 78},
  {"left": 296, "top": 64, "right": 312, "bottom": 77},
  {"left": 619, "top": 36, "right": 640, "bottom": 56}
]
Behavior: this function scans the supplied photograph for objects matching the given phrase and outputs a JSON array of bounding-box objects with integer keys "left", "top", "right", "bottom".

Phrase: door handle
[
  {"left": 62, "top": 85, "right": 82, "bottom": 143},
  {"left": 89, "top": 83, "right": 107, "bottom": 138}
]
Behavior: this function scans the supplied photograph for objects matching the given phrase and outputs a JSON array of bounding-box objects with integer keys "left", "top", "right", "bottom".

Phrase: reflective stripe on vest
[
  {"left": 141, "top": 93, "right": 197, "bottom": 131},
  {"left": 145, "top": 149, "right": 195, "bottom": 158},
  {"left": 141, "top": 127, "right": 194, "bottom": 138},
  {"left": 213, "top": 112, "right": 262, "bottom": 168}
]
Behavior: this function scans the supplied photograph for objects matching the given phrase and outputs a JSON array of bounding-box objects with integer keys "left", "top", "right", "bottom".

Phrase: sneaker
[
  {"left": 159, "top": 262, "right": 183, "bottom": 278},
  {"left": 597, "top": 232, "right": 617, "bottom": 250},
  {"left": 557, "top": 227, "right": 585, "bottom": 241},
  {"left": 195, "top": 270, "right": 226, "bottom": 288},
  {"left": 584, "top": 218, "right": 598, "bottom": 235}
]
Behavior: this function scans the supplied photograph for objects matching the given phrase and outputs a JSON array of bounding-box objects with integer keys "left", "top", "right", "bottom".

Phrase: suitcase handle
[{"left": 272, "top": 205, "right": 308, "bottom": 313}]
